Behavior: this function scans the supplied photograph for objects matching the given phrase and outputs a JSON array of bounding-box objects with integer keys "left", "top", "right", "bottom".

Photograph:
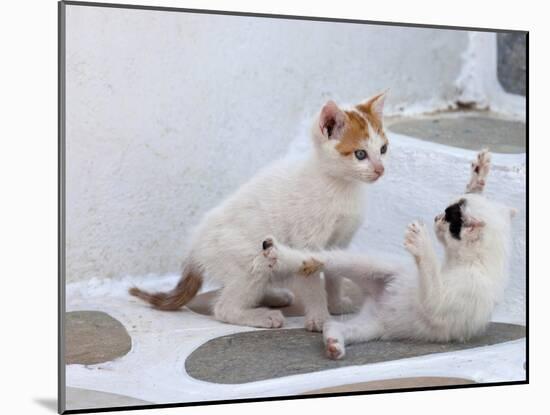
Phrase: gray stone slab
[
  {"left": 185, "top": 323, "right": 525, "bottom": 384},
  {"left": 497, "top": 33, "right": 527, "bottom": 96},
  {"left": 302, "top": 377, "right": 475, "bottom": 395},
  {"left": 65, "top": 310, "right": 132, "bottom": 365},
  {"left": 388, "top": 115, "right": 525, "bottom": 154},
  {"left": 66, "top": 387, "right": 151, "bottom": 411}
]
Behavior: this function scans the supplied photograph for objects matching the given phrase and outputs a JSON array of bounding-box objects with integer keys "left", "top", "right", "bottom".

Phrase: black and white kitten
[{"left": 260, "top": 150, "right": 516, "bottom": 359}]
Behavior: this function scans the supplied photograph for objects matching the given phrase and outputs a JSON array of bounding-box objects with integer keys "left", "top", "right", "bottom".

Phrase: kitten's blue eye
[
  {"left": 354, "top": 150, "right": 367, "bottom": 160},
  {"left": 381, "top": 144, "right": 388, "bottom": 154}
]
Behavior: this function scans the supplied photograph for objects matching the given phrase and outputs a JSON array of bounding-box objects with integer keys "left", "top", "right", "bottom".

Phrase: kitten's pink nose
[
  {"left": 374, "top": 165, "right": 385, "bottom": 176},
  {"left": 435, "top": 214, "right": 444, "bottom": 222}
]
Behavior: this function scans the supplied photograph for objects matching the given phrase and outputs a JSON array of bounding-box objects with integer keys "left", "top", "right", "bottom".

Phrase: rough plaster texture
[{"left": 65, "top": 6, "right": 472, "bottom": 282}]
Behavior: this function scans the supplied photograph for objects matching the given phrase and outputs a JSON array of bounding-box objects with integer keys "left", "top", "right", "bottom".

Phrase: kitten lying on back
[
  {"left": 130, "top": 93, "right": 389, "bottom": 331},
  {"left": 259, "top": 150, "right": 516, "bottom": 357}
]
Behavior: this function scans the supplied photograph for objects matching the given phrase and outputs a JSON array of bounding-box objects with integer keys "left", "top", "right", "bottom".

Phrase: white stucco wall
[{"left": 65, "top": 5, "right": 516, "bottom": 283}]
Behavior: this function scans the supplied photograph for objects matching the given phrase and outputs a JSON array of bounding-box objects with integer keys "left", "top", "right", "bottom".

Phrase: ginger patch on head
[
  {"left": 335, "top": 110, "right": 370, "bottom": 156},
  {"left": 335, "top": 98, "right": 386, "bottom": 156},
  {"left": 356, "top": 93, "right": 385, "bottom": 134}
]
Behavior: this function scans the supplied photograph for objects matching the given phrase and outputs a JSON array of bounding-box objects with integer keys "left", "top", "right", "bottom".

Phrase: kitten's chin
[
  {"left": 363, "top": 174, "right": 383, "bottom": 183},
  {"left": 344, "top": 172, "right": 382, "bottom": 184}
]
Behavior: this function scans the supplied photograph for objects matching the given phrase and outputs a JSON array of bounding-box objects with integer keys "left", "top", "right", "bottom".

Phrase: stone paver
[
  {"left": 65, "top": 310, "right": 131, "bottom": 365},
  {"left": 185, "top": 323, "right": 525, "bottom": 384},
  {"left": 388, "top": 114, "right": 525, "bottom": 154},
  {"left": 302, "top": 377, "right": 475, "bottom": 395},
  {"left": 65, "top": 387, "right": 151, "bottom": 410}
]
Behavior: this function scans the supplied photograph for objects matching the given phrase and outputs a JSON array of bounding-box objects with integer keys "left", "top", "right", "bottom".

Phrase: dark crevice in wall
[{"left": 497, "top": 33, "right": 527, "bottom": 96}]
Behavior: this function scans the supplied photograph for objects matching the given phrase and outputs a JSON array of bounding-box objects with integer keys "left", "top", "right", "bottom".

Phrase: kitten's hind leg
[
  {"left": 214, "top": 282, "right": 286, "bottom": 329},
  {"left": 323, "top": 321, "right": 346, "bottom": 360},
  {"left": 466, "top": 149, "right": 491, "bottom": 194},
  {"left": 212, "top": 257, "right": 286, "bottom": 328},
  {"left": 323, "top": 313, "right": 383, "bottom": 360},
  {"left": 323, "top": 252, "right": 397, "bottom": 313},
  {"left": 261, "top": 287, "right": 295, "bottom": 308},
  {"left": 325, "top": 275, "right": 358, "bottom": 315}
]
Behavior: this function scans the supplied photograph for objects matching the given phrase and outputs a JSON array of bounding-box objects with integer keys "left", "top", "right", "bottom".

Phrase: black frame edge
[
  {"left": 58, "top": 1, "right": 67, "bottom": 414},
  {"left": 524, "top": 31, "right": 529, "bottom": 383},
  {"left": 62, "top": 0, "right": 528, "bottom": 34},
  {"left": 63, "top": 380, "right": 529, "bottom": 414}
]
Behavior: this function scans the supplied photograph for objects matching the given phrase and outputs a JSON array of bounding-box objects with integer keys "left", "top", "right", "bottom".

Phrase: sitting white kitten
[
  {"left": 260, "top": 150, "right": 516, "bottom": 358},
  {"left": 130, "top": 93, "right": 388, "bottom": 331}
]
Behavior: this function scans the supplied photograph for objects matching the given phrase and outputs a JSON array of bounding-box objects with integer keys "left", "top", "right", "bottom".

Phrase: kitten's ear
[
  {"left": 319, "top": 100, "right": 346, "bottom": 139},
  {"left": 463, "top": 215, "right": 485, "bottom": 240},
  {"left": 357, "top": 91, "right": 387, "bottom": 120},
  {"left": 464, "top": 216, "right": 485, "bottom": 228}
]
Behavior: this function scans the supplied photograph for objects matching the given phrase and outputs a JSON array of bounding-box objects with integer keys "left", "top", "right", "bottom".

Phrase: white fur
[
  {"left": 260, "top": 150, "right": 515, "bottom": 357},
  {"left": 175, "top": 97, "right": 388, "bottom": 330}
]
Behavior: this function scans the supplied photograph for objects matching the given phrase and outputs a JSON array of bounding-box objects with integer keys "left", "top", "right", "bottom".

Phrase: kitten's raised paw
[
  {"left": 473, "top": 149, "right": 491, "bottom": 175},
  {"left": 467, "top": 149, "right": 491, "bottom": 193},
  {"left": 325, "top": 337, "right": 345, "bottom": 360},
  {"left": 305, "top": 313, "right": 329, "bottom": 332},
  {"left": 262, "top": 237, "right": 274, "bottom": 250},
  {"left": 298, "top": 257, "right": 324, "bottom": 277},
  {"left": 404, "top": 220, "right": 429, "bottom": 257},
  {"left": 262, "top": 236, "right": 278, "bottom": 269}
]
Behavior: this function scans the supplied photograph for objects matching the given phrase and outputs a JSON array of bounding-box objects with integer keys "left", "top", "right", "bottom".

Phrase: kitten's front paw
[
  {"left": 298, "top": 257, "right": 324, "bottom": 277},
  {"left": 257, "top": 309, "right": 285, "bottom": 329},
  {"left": 325, "top": 337, "right": 346, "bottom": 360},
  {"left": 404, "top": 220, "right": 429, "bottom": 258},
  {"left": 305, "top": 312, "right": 329, "bottom": 332}
]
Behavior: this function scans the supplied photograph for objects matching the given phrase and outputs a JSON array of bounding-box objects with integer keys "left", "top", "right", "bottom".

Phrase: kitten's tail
[{"left": 128, "top": 263, "right": 203, "bottom": 311}]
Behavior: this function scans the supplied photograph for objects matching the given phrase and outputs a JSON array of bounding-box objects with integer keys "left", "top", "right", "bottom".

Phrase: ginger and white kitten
[
  {"left": 259, "top": 150, "right": 516, "bottom": 356},
  {"left": 130, "top": 93, "right": 389, "bottom": 331}
]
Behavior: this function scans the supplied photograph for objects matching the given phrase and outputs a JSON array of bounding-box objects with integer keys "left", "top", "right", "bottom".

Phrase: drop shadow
[{"left": 34, "top": 398, "right": 58, "bottom": 413}]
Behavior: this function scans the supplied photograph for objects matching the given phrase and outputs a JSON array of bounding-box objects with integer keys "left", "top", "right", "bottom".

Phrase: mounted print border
[{"left": 58, "top": 1, "right": 528, "bottom": 413}]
